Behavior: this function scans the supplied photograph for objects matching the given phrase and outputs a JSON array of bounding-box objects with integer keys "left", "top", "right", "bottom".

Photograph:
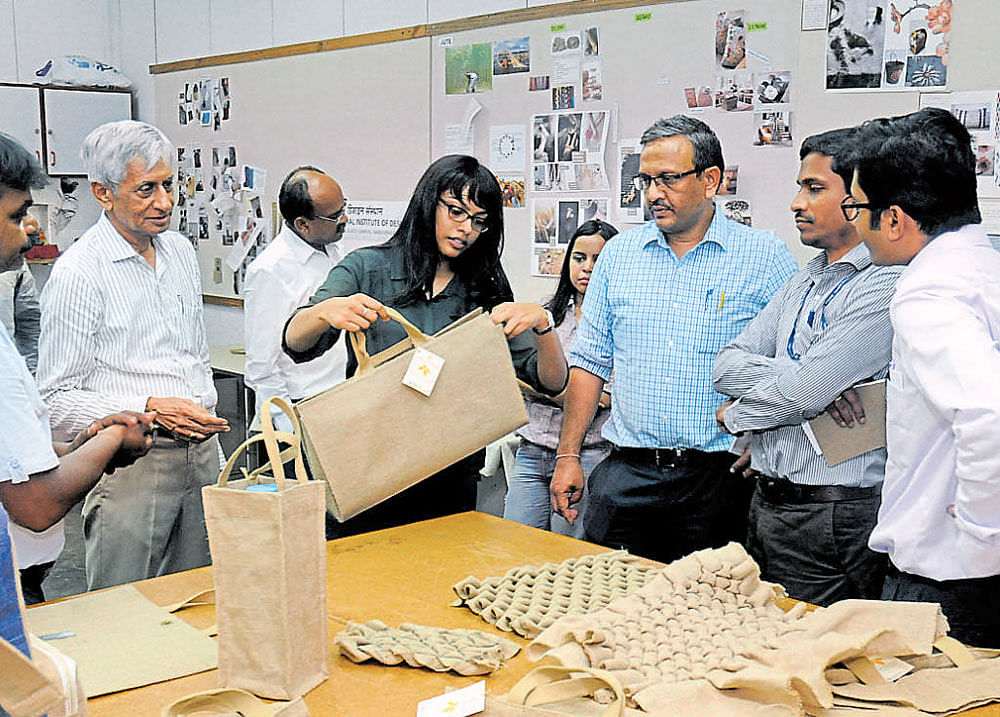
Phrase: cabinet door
[
  {"left": 42, "top": 89, "right": 132, "bottom": 175},
  {"left": 0, "top": 86, "right": 43, "bottom": 163}
]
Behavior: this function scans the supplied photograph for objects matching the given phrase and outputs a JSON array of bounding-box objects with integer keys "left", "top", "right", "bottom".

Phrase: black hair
[
  {"left": 278, "top": 165, "right": 324, "bottom": 226},
  {"left": 387, "top": 154, "right": 511, "bottom": 309},
  {"left": 640, "top": 115, "right": 725, "bottom": 188},
  {"left": 0, "top": 132, "right": 47, "bottom": 198},
  {"left": 854, "top": 107, "right": 980, "bottom": 237},
  {"left": 799, "top": 127, "right": 857, "bottom": 191},
  {"left": 546, "top": 219, "right": 618, "bottom": 326}
]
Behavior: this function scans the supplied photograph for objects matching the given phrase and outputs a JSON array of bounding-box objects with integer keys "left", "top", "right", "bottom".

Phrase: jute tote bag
[
  {"left": 202, "top": 397, "right": 327, "bottom": 700},
  {"left": 295, "top": 308, "right": 529, "bottom": 522}
]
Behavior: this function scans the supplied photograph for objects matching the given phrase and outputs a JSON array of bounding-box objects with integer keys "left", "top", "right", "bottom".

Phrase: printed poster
[
  {"left": 531, "top": 197, "right": 609, "bottom": 277},
  {"left": 826, "top": 0, "right": 952, "bottom": 90},
  {"left": 919, "top": 90, "right": 999, "bottom": 198},
  {"left": 532, "top": 111, "right": 609, "bottom": 193}
]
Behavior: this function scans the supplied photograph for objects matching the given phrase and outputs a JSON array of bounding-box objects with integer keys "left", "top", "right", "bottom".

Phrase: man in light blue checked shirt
[
  {"left": 551, "top": 115, "right": 796, "bottom": 564},
  {"left": 713, "top": 128, "right": 901, "bottom": 606}
]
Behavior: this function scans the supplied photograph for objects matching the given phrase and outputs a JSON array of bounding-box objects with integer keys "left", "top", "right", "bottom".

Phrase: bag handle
[
  {"left": 216, "top": 397, "right": 307, "bottom": 490},
  {"left": 259, "top": 396, "right": 308, "bottom": 489},
  {"left": 349, "top": 307, "right": 429, "bottom": 377},
  {"left": 504, "top": 665, "right": 625, "bottom": 717}
]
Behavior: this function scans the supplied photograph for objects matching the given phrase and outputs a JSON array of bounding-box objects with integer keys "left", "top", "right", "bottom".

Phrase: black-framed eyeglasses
[
  {"left": 632, "top": 169, "right": 699, "bottom": 192},
  {"left": 312, "top": 201, "right": 349, "bottom": 224},
  {"left": 439, "top": 199, "right": 489, "bottom": 232},
  {"left": 840, "top": 196, "right": 876, "bottom": 222}
]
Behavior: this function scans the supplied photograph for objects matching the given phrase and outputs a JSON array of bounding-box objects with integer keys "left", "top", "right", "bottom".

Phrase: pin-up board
[{"left": 152, "top": 0, "right": 999, "bottom": 305}]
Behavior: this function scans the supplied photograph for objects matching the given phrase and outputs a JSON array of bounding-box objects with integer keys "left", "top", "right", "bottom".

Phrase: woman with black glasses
[{"left": 283, "top": 154, "right": 567, "bottom": 535}]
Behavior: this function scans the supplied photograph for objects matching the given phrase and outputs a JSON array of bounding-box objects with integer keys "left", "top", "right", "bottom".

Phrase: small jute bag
[
  {"left": 202, "top": 397, "right": 327, "bottom": 700},
  {"left": 295, "top": 308, "right": 529, "bottom": 521}
]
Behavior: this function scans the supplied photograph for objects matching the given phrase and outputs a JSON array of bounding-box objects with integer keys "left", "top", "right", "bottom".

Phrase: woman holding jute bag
[{"left": 284, "top": 154, "right": 567, "bottom": 536}]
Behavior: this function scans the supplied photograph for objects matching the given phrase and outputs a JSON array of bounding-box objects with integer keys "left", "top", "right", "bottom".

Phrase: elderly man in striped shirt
[
  {"left": 712, "top": 128, "right": 901, "bottom": 606},
  {"left": 37, "top": 120, "right": 228, "bottom": 590}
]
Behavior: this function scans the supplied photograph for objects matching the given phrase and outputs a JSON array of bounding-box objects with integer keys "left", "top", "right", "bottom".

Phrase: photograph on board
[
  {"left": 715, "top": 10, "right": 747, "bottom": 70},
  {"left": 533, "top": 115, "right": 555, "bottom": 162},
  {"left": 534, "top": 199, "right": 557, "bottom": 244},
  {"left": 493, "top": 37, "right": 530, "bottom": 75},
  {"left": 445, "top": 43, "right": 493, "bottom": 94}
]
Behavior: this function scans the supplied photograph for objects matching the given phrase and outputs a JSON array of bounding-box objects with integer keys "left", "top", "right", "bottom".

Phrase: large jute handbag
[
  {"left": 295, "top": 308, "right": 529, "bottom": 522},
  {"left": 202, "top": 397, "right": 328, "bottom": 700}
]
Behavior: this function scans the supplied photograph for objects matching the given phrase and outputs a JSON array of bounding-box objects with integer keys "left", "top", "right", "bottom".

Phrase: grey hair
[
  {"left": 81, "top": 120, "right": 174, "bottom": 193},
  {"left": 640, "top": 115, "right": 725, "bottom": 183}
]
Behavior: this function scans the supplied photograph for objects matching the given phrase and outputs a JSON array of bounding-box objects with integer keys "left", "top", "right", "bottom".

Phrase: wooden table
[{"left": 48, "top": 512, "right": 998, "bottom": 716}]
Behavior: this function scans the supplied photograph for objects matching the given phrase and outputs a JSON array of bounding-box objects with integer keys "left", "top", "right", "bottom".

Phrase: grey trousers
[
  {"left": 746, "top": 486, "right": 886, "bottom": 607},
  {"left": 82, "top": 434, "right": 218, "bottom": 590}
]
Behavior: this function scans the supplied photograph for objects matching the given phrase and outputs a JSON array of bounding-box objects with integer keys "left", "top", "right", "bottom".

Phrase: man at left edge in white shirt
[
  {"left": 37, "top": 120, "right": 229, "bottom": 591},
  {"left": 244, "top": 166, "right": 349, "bottom": 434}
]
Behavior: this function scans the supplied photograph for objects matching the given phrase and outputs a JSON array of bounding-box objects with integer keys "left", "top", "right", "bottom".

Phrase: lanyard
[{"left": 785, "top": 273, "right": 854, "bottom": 360}]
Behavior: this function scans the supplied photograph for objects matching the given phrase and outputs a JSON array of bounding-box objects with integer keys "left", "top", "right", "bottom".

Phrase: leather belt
[
  {"left": 612, "top": 446, "right": 707, "bottom": 470},
  {"left": 757, "top": 475, "right": 880, "bottom": 505}
]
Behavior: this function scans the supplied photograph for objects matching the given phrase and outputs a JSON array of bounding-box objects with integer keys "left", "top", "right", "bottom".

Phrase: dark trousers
[
  {"left": 583, "top": 447, "right": 752, "bottom": 564},
  {"left": 18, "top": 561, "right": 54, "bottom": 605},
  {"left": 746, "top": 486, "right": 885, "bottom": 606},
  {"left": 882, "top": 564, "right": 1000, "bottom": 648},
  {"left": 324, "top": 451, "right": 482, "bottom": 540}
]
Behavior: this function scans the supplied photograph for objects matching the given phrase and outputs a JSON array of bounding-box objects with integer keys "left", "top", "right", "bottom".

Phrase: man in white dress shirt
[
  {"left": 37, "top": 120, "right": 228, "bottom": 590},
  {"left": 845, "top": 107, "right": 1000, "bottom": 647},
  {"left": 244, "top": 166, "right": 348, "bottom": 433}
]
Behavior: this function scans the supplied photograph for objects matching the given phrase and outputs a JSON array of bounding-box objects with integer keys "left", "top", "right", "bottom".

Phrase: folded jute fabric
[
  {"left": 511, "top": 543, "right": 1000, "bottom": 716},
  {"left": 335, "top": 620, "right": 521, "bottom": 675},
  {"left": 451, "top": 550, "right": 658, "bottom": 638}
]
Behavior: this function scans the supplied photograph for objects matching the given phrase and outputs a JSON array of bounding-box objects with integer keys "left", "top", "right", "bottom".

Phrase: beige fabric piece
[
  {"left": 831, "top": 658, "right": 1000, "bottom": 715},
  {"left": 523, "top": 543, "right": 983, "bottom": 716},
  {"left": 526, "top": 543, "right": 799, "bottom": 695},
  {"left": 451, "top": 551, "right": 657, "bottom": 638},
  {"left": 334, "top": 620, "right": 521, "bottom": 676},
  {"left": 161, "top": 688, "right": 309, "bottom": 716}
]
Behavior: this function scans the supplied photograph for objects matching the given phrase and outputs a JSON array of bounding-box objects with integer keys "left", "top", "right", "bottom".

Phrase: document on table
[{"left": 803, "top": 379, "right": 887, "bottom": 467}]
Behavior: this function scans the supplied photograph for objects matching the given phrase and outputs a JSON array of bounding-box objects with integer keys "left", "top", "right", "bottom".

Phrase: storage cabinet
[{"left": 0, "top": 83, "right": 131, "bottom": 176}]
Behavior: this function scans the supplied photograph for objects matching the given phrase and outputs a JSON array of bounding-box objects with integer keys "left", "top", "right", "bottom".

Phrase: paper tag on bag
[
  {"left": 402, "top": 347, "right": 445, "bottom": 397},
  {"left": 416, "top": 680, "right": 485, "bottom": 717},
  {"left": 871, "top": 656, "right": 915, "bottom": 682}
]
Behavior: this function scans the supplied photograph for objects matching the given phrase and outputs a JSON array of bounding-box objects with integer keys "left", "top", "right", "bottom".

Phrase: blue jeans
[{"left": 503, "top": 441, "right": 607, "bottom": 539}]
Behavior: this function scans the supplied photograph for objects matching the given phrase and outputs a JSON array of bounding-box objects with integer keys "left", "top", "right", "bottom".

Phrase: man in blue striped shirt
[
  {"left": 551, "top": 116, "right": 796, "bottom": 564},
  {"left": 713, "top": 128, "right": 901, "bottom": 606}
]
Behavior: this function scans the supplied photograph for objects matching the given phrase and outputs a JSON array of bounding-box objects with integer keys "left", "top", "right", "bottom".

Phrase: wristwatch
[{"left": 533, "top": 309, "right": 556, "bottom": 336}]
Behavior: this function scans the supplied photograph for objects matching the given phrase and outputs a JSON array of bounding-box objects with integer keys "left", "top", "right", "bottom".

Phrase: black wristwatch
[{"left": 533, "top": 309, "right": 556, "bottom": 335}]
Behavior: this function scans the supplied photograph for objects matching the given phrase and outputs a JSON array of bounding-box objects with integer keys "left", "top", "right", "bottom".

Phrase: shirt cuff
[
  {"left": 723, "top": 398, "right": 743, "bottom": 434},
  {"left": 568, "top": 354, "right": 612, "bottom": 382}
]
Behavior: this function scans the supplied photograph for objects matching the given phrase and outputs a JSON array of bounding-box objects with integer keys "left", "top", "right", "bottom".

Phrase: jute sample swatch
[
  {"left": 520, "top": 542, "right": 1000, "bottom": 715},
  {"left": 335, "top": 620, "right": 521, "bottom": 675},
  {"left": 526, "top": 542, "right": 802, "bottom": 696},
  {"left": 451, "top": 550, "right": 657, "bottom": 638},
  {"left": 24, "top": 584, "right": 217, "bottom": 697}
]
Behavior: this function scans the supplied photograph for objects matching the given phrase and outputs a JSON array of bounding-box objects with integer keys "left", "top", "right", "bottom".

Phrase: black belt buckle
[
  {"left": 656, "top": 448, "right": 685, "bottom": 469},
  {"left": 759, "top": 475, "right": 795, "bottom": 503}
]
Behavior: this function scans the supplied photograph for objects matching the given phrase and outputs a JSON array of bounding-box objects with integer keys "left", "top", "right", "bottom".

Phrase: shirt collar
[
  {"left": 278, "top": 224, "right": 333, "bottom": 266},
  {"left": 97, "top": 212, "right": 161, "bottom": 263},
  {"left": 638, "top": 204, "right": 729, "bottom": 251},
  {"left": 805, "top": 242, "right": 872, "bottom": 278}
]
